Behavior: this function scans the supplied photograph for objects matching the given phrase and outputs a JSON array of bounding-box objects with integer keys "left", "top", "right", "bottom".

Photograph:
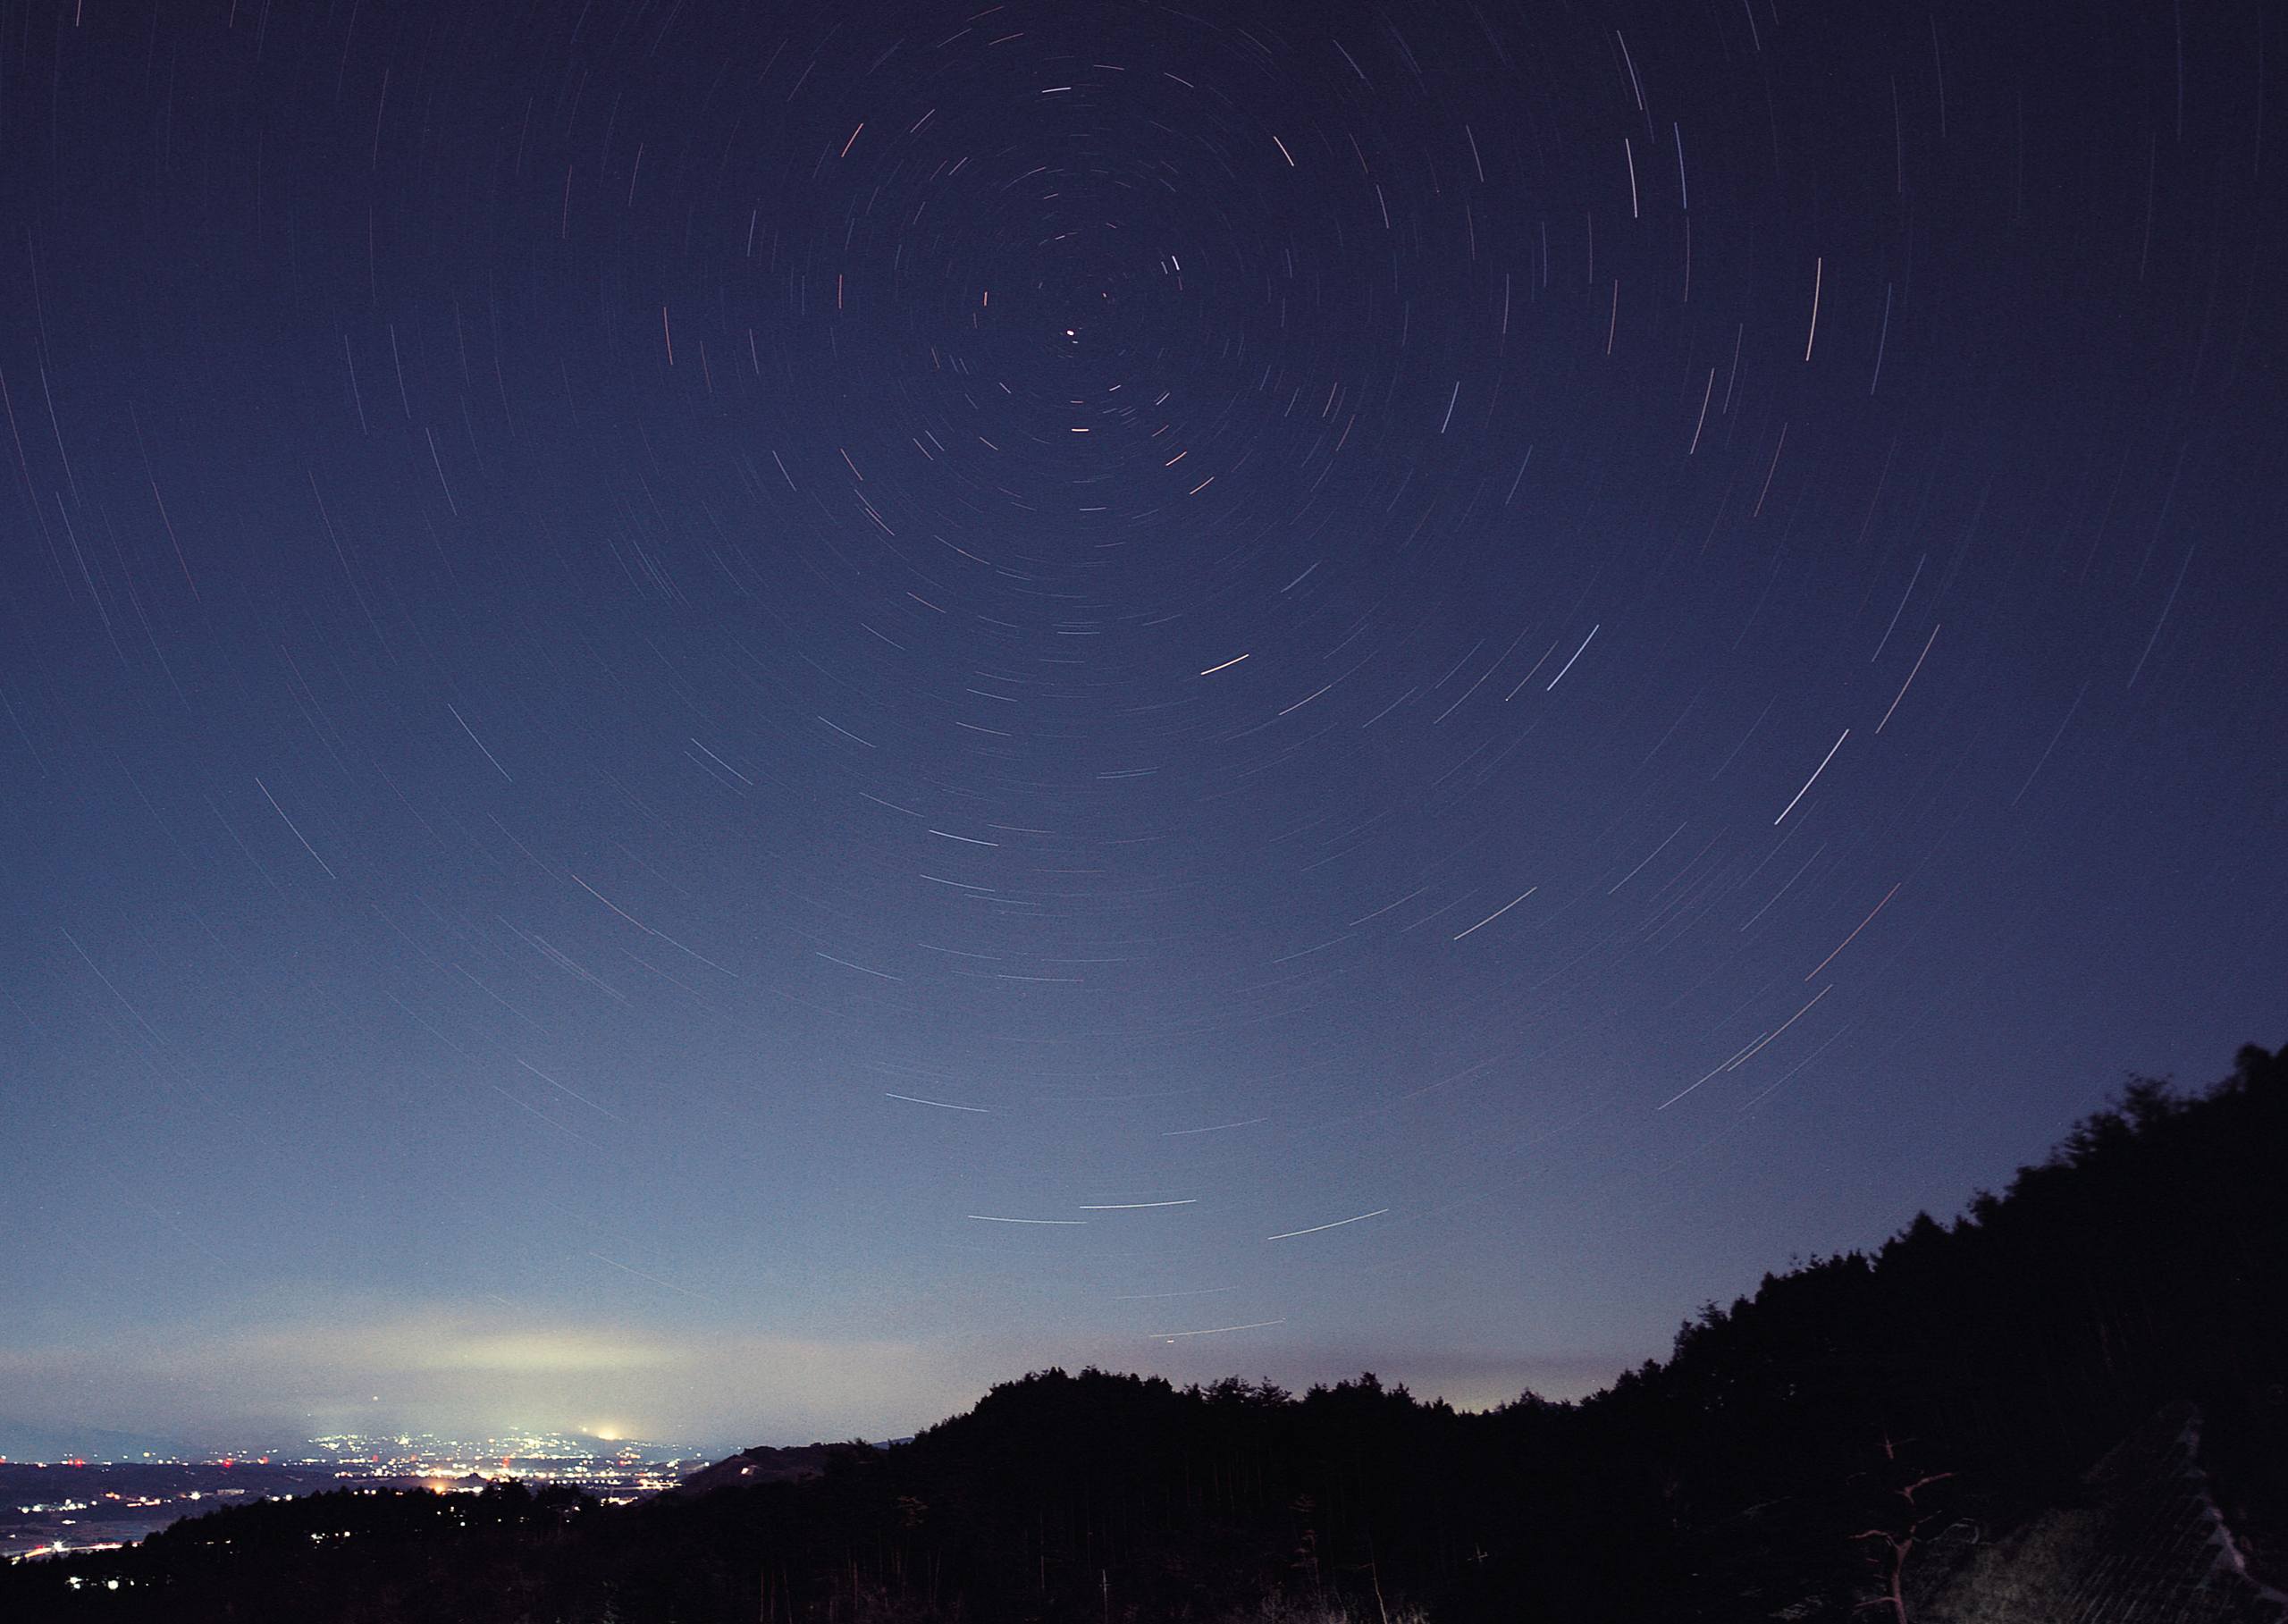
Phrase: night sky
[{"left": 3, "top": 0, "right": 2283, "bottom": 1454}]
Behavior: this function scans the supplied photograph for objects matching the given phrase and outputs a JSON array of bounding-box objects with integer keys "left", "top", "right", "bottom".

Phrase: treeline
[
  {"left": 1595, "top": 1039, "right": 2288, "bottom": 1613},
  {"left": 6, "top": 1042, "right": 2282, "bottom": 1623}
]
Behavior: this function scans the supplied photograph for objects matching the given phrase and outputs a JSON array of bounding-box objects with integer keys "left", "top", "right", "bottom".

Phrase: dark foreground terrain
[{"left": 6, "top": 1043, "right": 2284, "bottom": 1623}]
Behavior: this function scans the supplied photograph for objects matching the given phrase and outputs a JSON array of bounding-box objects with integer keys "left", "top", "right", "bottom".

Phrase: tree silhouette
[{"left": 1846, "top": 1432, "right": 1954, "bottom": 1624}]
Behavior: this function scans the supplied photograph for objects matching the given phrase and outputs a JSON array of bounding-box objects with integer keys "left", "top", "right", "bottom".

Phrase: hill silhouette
[
  {"left": 670, "top": 1441, "right": 857, "bottom": 1499},
  {"left": 4, "top": 1041, "right": 2282, "bottom": 1623}
]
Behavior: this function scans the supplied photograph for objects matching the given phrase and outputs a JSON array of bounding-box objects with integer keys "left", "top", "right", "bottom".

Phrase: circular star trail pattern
[{"left": 1, "top": 0, "right": 2282, "bottom": 1444}]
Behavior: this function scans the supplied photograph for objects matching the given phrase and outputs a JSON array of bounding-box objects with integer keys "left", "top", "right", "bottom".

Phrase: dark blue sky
[{"left": 2, "top": 0, "right": 2281, "bottom": 1454}]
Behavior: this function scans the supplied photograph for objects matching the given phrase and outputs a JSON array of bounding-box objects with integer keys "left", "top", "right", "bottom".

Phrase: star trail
[{"left": 1, "top": 0, "right": 2281, "bottom": 1451}]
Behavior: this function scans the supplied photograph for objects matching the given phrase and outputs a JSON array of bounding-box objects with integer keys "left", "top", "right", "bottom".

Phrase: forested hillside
[{"left": 8, "top": 1043, "right": 2281, "bottom": 1623}]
